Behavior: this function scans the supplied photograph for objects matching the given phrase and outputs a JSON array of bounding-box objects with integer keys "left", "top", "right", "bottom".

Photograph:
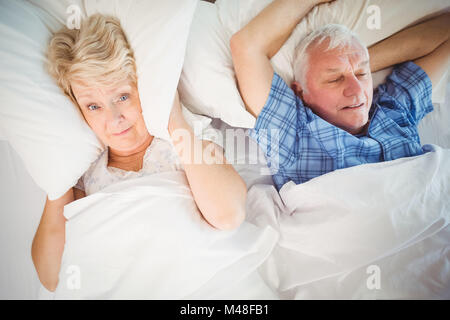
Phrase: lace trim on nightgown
[{"left": 74, "top": 137, "right": 183, "bottom": 196}]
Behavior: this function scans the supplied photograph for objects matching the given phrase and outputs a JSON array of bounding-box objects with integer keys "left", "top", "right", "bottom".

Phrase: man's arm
[
  {"left": 414, "top": 39, "right": 450, "bottom": 89},
  {"left": 369, "top": 13, "right": 450, "bottom": 74},
  {"left": 230, "top": 0, "right": 332, "bottom": 118}
]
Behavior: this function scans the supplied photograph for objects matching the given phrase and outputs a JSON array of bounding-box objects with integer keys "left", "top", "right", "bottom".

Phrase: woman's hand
[
  {"left": 168, "top": 90, "right": 188, "bottom": 135},
  {"left": 167, "top": 91, "right": 247, "bottom": 231}
]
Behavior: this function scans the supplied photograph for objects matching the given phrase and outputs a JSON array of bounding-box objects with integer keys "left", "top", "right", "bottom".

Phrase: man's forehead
[{"left": 311, "top": 45, "right": 369, "bottom": 72}]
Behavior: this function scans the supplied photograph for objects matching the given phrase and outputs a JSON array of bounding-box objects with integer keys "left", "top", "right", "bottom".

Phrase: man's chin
[{"left": 334, "top": 118, "right": 368, "bottom": 135}]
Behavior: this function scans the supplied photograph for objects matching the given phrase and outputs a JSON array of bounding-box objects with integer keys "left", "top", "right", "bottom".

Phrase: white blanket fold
[
  {"left": 54, "top": 146, "right": 449, "bottom": 299},
  {"left": 247, "top": 145, "right": 449, "bottom": 298},
  {"left": 55, "top": 171, "right": 278, "bottom": 299}
]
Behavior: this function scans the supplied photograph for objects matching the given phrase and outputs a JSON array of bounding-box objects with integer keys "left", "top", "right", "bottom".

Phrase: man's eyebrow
[
  {"left": 324, "top": 60, "right": 370, "bottom": 73},
  {"left": 359, "top": 60, "right": 370, "bottom": 67},
  {"left": 325, "top": 68, "right": 341, "bottom": 73}
]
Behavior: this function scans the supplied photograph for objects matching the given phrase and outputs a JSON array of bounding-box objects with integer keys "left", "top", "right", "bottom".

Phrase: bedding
[
  {"left": 46, "top": 144, "right": 450, "bottom": 299},
  {"left": 247, "top": 144, "right": 450, "bottom": 299},
  {"left": 179, "top": 0, "right": 449, "bottom": 128},
  {"left": 52, "top": 170, "right": 278, "bottom": 299},
  {"left": 0, "top": 0, "right": 197, "bottom": 200},
  {"left": 1, "top": 0, "right": 449, "bottom": 300}
]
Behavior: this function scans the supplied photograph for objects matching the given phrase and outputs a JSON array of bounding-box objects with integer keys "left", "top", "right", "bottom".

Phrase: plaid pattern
[{"left": 249, "top": 61, "right": 433, "bottom": 191}]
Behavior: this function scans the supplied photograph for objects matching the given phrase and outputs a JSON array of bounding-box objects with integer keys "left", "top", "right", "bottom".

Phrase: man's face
[
  {"left": 294, "top": 40, "right": 373, "bottom": 135},
  {"left": 71, "top": 79, "right": 150, "bottom": 154}
]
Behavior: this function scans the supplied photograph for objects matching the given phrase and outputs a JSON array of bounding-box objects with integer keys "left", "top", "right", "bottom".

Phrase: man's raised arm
[
  {"left": 368, "top": 12, "right": 450, "bottom": 82},
  {"left": 414, "top": 38, "right": 450, "bottom": 90},
  {"left": 230, "top": 0, "right": 332, "bottom": 118}
]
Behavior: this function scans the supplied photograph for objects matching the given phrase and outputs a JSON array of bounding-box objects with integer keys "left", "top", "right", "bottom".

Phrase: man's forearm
[
  {"left": 369, "top": 13, "right": 450, "bottom": 72},
  {"left": 233, "top": 0, "right": 323, "bottom": 59}
]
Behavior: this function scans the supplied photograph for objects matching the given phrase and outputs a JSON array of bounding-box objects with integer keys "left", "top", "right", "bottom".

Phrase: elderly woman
[{"left": 31, "top": 14, "right": 247, "bottom": 292}]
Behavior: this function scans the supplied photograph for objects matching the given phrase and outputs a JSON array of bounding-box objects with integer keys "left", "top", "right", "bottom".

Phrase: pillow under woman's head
[{"left": 0, "top": 0, "right": 196, "bottom": 200}]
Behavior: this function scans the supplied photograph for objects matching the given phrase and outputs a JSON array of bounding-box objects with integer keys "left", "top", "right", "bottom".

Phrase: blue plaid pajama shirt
[{"left": 249, "top": 61, "right": 434, "bottom": 191}]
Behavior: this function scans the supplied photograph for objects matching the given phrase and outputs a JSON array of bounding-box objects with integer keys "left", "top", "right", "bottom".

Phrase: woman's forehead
[{"left": 71, "top": 80, "right": 134, "bottom": 99}]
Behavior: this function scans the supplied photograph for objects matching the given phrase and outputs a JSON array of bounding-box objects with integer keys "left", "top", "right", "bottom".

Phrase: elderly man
[{"left": 230, "top": 0, "right": 450, "bottom": 190}]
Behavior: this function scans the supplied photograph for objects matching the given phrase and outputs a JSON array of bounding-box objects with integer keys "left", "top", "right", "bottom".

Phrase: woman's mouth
[{"left": 113, "top": 127, "right": 131, "bottom": 136}]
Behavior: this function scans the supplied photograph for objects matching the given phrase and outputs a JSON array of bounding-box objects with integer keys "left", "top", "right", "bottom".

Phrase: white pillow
[
  {"left": 179, "top": 1, "right": 256, "bottom": 128},
  {"left": 179, "top": 0, "right": 449, "bottom": 129},
  {"left": 0, "top": 0, "right": 197, "bottom": 200}
]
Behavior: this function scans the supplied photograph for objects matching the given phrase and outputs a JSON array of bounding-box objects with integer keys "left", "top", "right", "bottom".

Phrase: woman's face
[{"left": 71, "top": 79, "right": 150, "bottom": 155}]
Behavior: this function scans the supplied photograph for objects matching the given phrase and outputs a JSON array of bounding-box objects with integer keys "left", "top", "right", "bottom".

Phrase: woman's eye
[
  {"left": 357, "top": 73, "right": 367, "bottom": 77},
  {"left": 87, "top": 104, "right": 100, "bottom": 111},
  {"left": 118, "top": 94, "right": 129, "bottom": 102}
]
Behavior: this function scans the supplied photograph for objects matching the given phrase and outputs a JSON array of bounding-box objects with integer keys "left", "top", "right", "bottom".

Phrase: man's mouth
[{"left": 342, "top": 102, "right": 364, "bottom": 110}]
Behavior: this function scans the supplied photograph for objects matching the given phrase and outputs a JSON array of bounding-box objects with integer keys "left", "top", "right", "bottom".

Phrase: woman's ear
[{"left": 291, "top": 81, "right": 304, "bottom": 99}]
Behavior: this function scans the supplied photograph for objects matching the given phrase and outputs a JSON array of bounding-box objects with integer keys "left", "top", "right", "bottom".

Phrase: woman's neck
[{"left": 108, "top": 135, "right": 154, "bottom": 172}]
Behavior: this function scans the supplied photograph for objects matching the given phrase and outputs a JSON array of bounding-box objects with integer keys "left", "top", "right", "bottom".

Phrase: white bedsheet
[
  {"left": 52, "top": 171, "right": 278, "bottom": 299},
  {"left": 247, "top": 145, "right": 450, "bottom": 299},
  {"left": 46, "top": 145, "right": 450, "bottom": 299}
]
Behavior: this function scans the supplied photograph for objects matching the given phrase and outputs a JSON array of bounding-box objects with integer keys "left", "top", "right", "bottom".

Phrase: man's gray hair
[{"left": 293, "top": 24, "right": 369, "bottom": 91}]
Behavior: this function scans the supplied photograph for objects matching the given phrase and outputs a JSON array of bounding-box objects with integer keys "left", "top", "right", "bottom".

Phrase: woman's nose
[{"left": 105, "top": 104, "right": 125, "bottom": 125}]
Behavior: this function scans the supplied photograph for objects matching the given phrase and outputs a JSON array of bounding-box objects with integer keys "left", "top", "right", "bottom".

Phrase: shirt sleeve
[
  {"left": 249, "top": 72, "right": 307, "bottom": 169},
  {"left": 375, "top": 61, "right": 433, "bottom": 125}
]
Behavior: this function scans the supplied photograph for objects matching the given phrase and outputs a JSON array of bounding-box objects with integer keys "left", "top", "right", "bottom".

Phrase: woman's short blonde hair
[{"left": 47, "top": 14, "right": 137, "bottom": 104}]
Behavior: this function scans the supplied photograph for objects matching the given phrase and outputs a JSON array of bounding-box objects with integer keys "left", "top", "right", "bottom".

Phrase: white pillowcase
[
  {"left": 0, "top": 0, "right": 197, "bottom": 200},
  {"left": 179, "top": 1, "right": 256, "bottom": 128},
  {"left": 179, "top": 0, "right": 449, "bottom": 129}
]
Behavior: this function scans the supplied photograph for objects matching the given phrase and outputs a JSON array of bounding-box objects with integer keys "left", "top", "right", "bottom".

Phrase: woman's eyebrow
[
  {"left": 77, "top": 93, "right": 93, "bottom": 101},
  {"left": 114, "top": 85, "right": 132, "bottom": 93}
]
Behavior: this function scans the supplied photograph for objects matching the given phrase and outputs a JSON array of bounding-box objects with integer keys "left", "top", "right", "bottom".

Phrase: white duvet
[
  {"left": 248, "top": 144, "right": 450, "bottom": 299},
  {"left": 54, "top": 171, "right": 278, "bottom": 299},
  {"left": 52, "top": 145, "right": 449, "bottom": 299}
]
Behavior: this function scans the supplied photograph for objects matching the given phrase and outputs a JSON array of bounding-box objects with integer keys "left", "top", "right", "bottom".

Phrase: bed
[
  {"left": 0, "top": 0, "right": 449, "bottom": 299},
  {"left": 1, "top": 80, "right": 449, "bottom": 298}
]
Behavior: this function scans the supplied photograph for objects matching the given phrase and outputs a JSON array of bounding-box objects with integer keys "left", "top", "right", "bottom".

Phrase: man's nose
[{"left": 343, "top": 74, "right": 364, "bottom": 98}]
